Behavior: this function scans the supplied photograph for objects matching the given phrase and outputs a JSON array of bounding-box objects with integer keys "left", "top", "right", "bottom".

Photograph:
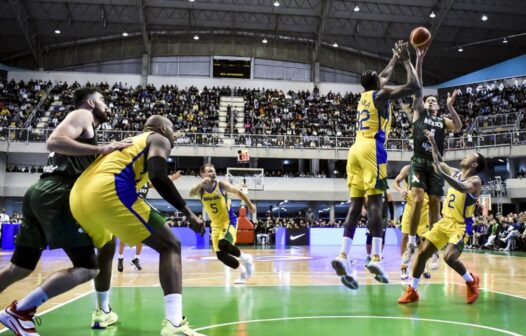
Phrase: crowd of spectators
[{"left": 467, "top": 212, "right": 526, "bottom": 251}]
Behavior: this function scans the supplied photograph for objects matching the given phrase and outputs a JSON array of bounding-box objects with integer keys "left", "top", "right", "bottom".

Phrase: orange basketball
[{"left": 410, "top": 26, "right": 431, "bottom": 49}]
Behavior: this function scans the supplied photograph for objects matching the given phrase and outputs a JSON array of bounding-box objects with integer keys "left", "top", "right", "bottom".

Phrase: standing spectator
[{"left": 0, "top": 209, "right": 9, "bottom": 224}]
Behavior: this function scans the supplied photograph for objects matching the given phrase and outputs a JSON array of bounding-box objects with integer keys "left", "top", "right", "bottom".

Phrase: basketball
[{"left": 410, "top": 26, "right": 431, "bottom": 49}]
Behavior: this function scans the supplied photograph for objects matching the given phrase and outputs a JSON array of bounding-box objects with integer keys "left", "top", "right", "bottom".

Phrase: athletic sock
[
  {"left": 239, "top": 252, "right": 249, "bottom": 262},
  {"left": 340, "top": 237, "right": 353, "bottom": 257},
  {"left": 96, "top": 290, "right": 111, "bottom": 312},
  {"left": 462, "top": 272, "right": 474, "bottom": 283},
  {"left": 17, "top": 287, "right": 48, "bottom": 311},
  {"left": 372, "top": 237, "right": 382, "bottom": 259},
  {"left": 164, "top": 294, "right": 183, "bottom": 327},
  {"left": 134, "top": 255, "right": 140, "bottom": 260},
  {"left": 411, "top": 277, "right": 420, "bottom": 291},
  {"left": 408, "top": 235, "right": 417, "bottom": 246},
  {"left": 118, "top": 254, "right": 124, "bottom": 259}
]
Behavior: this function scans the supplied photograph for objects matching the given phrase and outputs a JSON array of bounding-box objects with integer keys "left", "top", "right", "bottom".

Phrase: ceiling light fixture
[
  {"left": 429, "top": 11, "right": 436, "bottom": 18},
  {"left": 353, "top": 4, "right": 360, "bottom": 12},
  {"left": 481, "top": 14, "right": 488, "bottom": 21},
  {"left": 122, "top": 30, "right": 128, "bottom": 37},
  {"left": 193, "top": 34, "right": 199, "bottom": 40},
  {"left": 54, "top": 27, "right": 61, "bottom": 34},
  {"left": 503, "top": 38, "right": 508, "bottom": 44},
  {"left": 273, "top": 0, "right": 280, "bottom": 7},
  {"left": 458, "top": 46, "right": 463, "bottom": 52},
  {"left": 332, "top": 41, "right": 339, "bottom": 47},
  {"left": 262, "top": 38, "right": 268, "bottom": 44}
]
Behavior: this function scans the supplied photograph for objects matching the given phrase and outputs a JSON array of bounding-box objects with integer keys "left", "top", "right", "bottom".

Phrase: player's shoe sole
[
  {"left": 341, "top": 275, "right": 359, "bottom": 290},
  {"left": 366, "top": 262, "right": 389, "bottom": 284}
]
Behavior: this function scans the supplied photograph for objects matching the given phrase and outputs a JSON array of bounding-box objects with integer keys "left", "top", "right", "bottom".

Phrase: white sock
[
  {"left": 96, "top": 290, "right": 111, "bottom": 312},
  {"left": 239, "top": 252, "right": 249, "bottom": 262},
  {"left": 134, "top": 255, "right": 140, "bottom": 260},
  {"left": 340, "top": 237, "right": 353, "bottom": 257},
  {"left": 408, "top": 235, "right": 417, "bottom": 246},
  {"left": 164, "top": 294, "right": 183, "bottom": 326},
  {"left": 372, "top": 237, "right": 382, "bottom": 258},
  {"left": 239, "top": 264, "right": 247, "bottom": 275},
  {"left": 462, "top": 272, "right": 474, "bottom": 283},
  {"left": 17, "top": 287, "right": 48, "bottom": 311},
  {"left": 118, "top": 254, "right": 124, "bottom": 259},
  {"left": 411, "top": 277, "right": 420, "bottom": 291}
]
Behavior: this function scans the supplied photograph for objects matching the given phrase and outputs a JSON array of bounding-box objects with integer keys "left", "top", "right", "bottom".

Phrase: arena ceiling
[{"left": 2, "top": 0, "right": 526, "bottom": 84}]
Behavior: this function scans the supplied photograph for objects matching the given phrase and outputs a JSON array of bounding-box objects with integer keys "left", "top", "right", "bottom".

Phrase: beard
[{"left": 92, "top": 106, "right": 109, "bottom": 123}]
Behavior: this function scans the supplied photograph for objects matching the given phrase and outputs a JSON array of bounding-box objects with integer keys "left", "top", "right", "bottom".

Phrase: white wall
[{"left": 8, "top": 70, "right": 143, "bottom": 87}]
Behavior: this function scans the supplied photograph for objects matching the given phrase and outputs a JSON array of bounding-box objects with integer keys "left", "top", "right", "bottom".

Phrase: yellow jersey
[
  {"left": 356, "top": 90, "right": 392, "bottom": 143},
  {"left": 442, "top": 172, "right": 477, "bottom": 228},
  {"left": 201, "top": 181, "right": 235, "bottom": 226}
]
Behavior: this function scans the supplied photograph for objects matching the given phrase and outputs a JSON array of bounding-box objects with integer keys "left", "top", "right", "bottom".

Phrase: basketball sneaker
[
  {"left": 366, "top": 255, "right": 389, "bottom": 284},
  {"left": 130, "top": 258, "right": 142, "bottom": 271},
  {"left": 429, "top": 252, "right": 440, "bottom": 271},
  {"left": 397, "top": 286, "right": 419, "bottom": 304},
  {"left": 160, "top": 318, "right": 206, "bottom": 336},
  {"left": 466, "top": 273, "right": 480, "bottom": 304},
  {"left": 401, "top": 242, "right": 417, "bottom": 266},
  {"left": 91, "top": 308, "right": 119, "bottom": 329},
  {"left": 331, "top": 253, "right": 356, "bottom": 277},
  {"left": 117, "top": 258, "right": 123, "bottom": 272},
  {"left": 241, "top": 254, "right": 254, "bottom": 279},
  {"left": 0, "top": 301, "right": 40, "bottom": 336},
  {"left": 234, "top": 269, "right": 248, "bottom": 284}
]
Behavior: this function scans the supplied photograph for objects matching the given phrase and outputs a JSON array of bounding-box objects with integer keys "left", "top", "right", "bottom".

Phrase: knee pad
[{"left": 11, "top": 246, "right": 43, "bottom": 271}]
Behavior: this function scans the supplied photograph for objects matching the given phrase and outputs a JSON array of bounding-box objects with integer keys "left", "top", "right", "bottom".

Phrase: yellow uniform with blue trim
[
  {"left": 401, "top": 178, "right": 430, "bottom": 236},
  {"left": 424, "top": 172, "right": 477, "bottom": 250},
  {"left": 347, "top": 90, "right": 392, "bottom": 197},
  {"left": 201, "top": 181, "right": 238, "bottom": 252},
  {"left": 70, "top": 132, "right": 166, "bottom": 248}
]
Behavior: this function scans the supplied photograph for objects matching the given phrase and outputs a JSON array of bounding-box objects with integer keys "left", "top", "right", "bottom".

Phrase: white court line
[
  {"left": 0, "top": 290, "right": 94, "bottom": 334},
  {"left": 192, "top": 315, "right": 523, "bottom": 335}
]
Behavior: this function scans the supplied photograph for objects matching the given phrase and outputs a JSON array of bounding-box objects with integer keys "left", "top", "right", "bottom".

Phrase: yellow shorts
[
  {"left": 401, "top": 195, "right": 430, "bottom": 236},
  {"left": 347, "top": 139, "right": 388, "bottom": 197},
  {"left": 424, "top": 217, "right": 468, "bottom": 250},
  {"left": 211, "top": 218, "right": 238, "bottom": 252},
  {"left": 70, "top": 175, "right": 165, "bottom": 248}
]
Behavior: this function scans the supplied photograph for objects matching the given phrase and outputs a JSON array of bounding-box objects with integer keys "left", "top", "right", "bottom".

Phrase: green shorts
[
  {"left": 16, "top": 177, "right": 94, "bottom": 250},
  {"left": 409, "top": 156, "right": 445, "bottom": 197}
]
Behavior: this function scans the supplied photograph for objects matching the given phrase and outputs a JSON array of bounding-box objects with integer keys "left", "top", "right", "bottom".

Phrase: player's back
[
  {"left": 356, "top": 90, "right": 392, "bottom": 143},
  {"left": 201, "top": 181, "right": 234, "bottom": 225}
]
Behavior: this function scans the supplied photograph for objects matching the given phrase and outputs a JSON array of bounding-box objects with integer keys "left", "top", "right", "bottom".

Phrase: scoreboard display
[{"left": 213, "top": 57, "right": 251, "bottom": 78}]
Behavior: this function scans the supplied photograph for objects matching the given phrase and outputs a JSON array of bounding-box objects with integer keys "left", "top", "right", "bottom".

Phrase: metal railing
[{"left": 2, "top": 127, "right": 526, "bottom": 152}]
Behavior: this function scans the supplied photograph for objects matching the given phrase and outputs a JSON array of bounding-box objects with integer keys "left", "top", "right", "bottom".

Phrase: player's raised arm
[
  {"left": 444, "top": 89, "right": 463, "bottom": 132},
  {"left": 378, "top": 41, "right": 401, "bottom": 88},
  {"left": 221, "top": 180, "right": 257, "bottom": 214},
  {"left": 375, "top": 42, "right": 421, "bottom": 105},
  {"left": 189, "top": 177, "right": 210, "bottom": 198},
  {"left": 411, "top": 47, "right": 427, "bottom": 122},
  {"left": 394, "top": 165, "right": 411, "bottom": 199}
]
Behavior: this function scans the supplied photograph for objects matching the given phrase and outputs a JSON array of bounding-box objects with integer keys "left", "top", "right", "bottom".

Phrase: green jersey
[{"left": 413, "top": 108, "right": 446, "bottom": 160}]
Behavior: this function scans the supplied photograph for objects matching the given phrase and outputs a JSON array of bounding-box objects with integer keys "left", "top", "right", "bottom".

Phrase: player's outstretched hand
[
  {"left": 416, "top": 46, "right": 428, "bottom": 58},
  {"left": 189, "top": 214, "right": 206, "bottom": 236},
  {"left": 447, "top": 89, "right": 459, "bottom": 107},
  {"left": 169, "top": 170, "right": 182, "bottom": 181},
  {"left": 247, "top": 203, "right": 257, "bottom": 214},
  {"left": 397, "top": 41, "right": 410, "bottom": 62},
  {"left": 201, "top": 177, "right": 212, "bottom": 185},
  {"left": 99, "top": 141, "right": 132, "bottom": 155}
]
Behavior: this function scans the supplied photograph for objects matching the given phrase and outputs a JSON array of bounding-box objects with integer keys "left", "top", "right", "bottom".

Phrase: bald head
[{"left": 144, "top": 115, "right": 175, "bottom": 145}]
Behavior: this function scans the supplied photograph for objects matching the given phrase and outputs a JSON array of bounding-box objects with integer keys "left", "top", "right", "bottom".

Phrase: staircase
[
  {"left": 24, "top": 82, "right": 56, "bottom": 128},
  {"left": 219, "top": 97, "right": 245, "bottom": 144}
]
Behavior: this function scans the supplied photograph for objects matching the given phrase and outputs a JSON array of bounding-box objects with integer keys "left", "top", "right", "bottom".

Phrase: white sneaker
[
  {"left": 234, "top": 270, "right": 248, "bottom": 284},
  {"left": 331, "top": 253, "right": 355, "bottom": 277},
  {"left": 429, "top": 252, "right": 440, "bottom": 271},
  {"left": 242, "top": 254, "right": 254, "bottom": 279},
  {"left": 400, "top": 267, "right": 409, "bottom": 281},
  {"left": 401, "top": 242, "right": 417, "bottom": 265},
  {"left": 366, "top": 255, "right": 389, "bottom": 284}
]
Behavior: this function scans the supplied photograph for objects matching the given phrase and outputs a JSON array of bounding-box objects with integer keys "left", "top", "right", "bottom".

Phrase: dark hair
[
  {"left": 74, "top": 87, "right": 100, "bottom": 108},
  {"left": 360, "top": 70, "right": 379, "bottom": 91},
  {"left": 475, "top": 153, "right": 486, "bottom": 173},
  {"left": 200, "top": 164, "right": 215, "bottom": 175},
  {"left": 424, "top": 95, "right": 437, "bottom": 102}
]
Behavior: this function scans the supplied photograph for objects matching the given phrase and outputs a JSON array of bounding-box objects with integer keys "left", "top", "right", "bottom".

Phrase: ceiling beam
[
  {"left": 136, "top": 0, "right": 149, "bottom": 53},
  {"left": 314, "top": 0, "right": 330, "bottom": 62},
  {"left": 8, "top": 0, "right": 42, "bottom": 68},
  {"left": 430, "top": 0, "right": 455, "bottom": 41}
]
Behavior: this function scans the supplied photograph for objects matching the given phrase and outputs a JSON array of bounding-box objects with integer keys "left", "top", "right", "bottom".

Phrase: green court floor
[{"left": 1, "top": 285, "right": 524, "bottom": 336}]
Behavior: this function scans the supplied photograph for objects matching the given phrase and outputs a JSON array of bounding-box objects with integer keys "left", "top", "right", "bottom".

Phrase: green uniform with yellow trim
[
  {"left": 424, "top": 172, "right": 477, "bottom": 251},
  {"left": 70, "top": 132, "right": 166, "bottom": 248},
  {"left": 347, "top": 90, "right": 392, "bottom": 197},
  {"left": 201, "top": 181, "right": 238, "bottom": 252}
]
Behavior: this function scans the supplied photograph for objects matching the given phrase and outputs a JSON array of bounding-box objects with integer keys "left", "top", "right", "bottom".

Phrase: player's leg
[
  {"left": 117, "top": 240, "right": 125, "bottom": 272},
  {"left": 219, "top": 216, "right": 254, "bottom": 283},
  {"left": 364, "top": 194, "right": 389, "bottom": 283},
  {"left": 92, "top": 237, "right": 118, "bottom": 329},
  {"left": 130, "top": 243, "right": 143, "bottom": 271},
  {"left": 404, "top": 160, "right": 427, "bottom": 264},
  {"left": 443, "top": 241, "right": 479, "bottom": 304},
  {"left": 428, "top": 171, "right": 445, "bottom": 270},
  {"left": 365, "top": 232, "right": 372, "bottom": 263},
  {"left": 0, "top": 246, "right": 42, "bottom": 293}
]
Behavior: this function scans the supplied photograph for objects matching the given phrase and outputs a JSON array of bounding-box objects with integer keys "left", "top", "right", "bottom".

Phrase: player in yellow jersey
[
  {"left": 398, "top": 130, "right": 485, "bottom": 305},
  {"left": 69, "top": 115, "right": 206, "bottom": 336},
  {"left": 332, "top": 40, "right": 421, "bottom": 289},
  {"left": 190, "top": 164, "right": 257, "bottom": 284},
  {"left": 393, "top": 164, "right": 432, "bottom": 281}
]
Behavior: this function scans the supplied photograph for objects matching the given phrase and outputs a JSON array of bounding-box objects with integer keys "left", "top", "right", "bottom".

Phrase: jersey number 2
[
  {"left": 447, "top": 194, "right": 456, "bottom": 209},
  {"left": 358, "top": 110, "right": 370, "bottom": 130}
]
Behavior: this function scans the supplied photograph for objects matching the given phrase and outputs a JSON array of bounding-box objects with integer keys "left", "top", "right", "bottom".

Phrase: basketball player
[
  {"left": 190, "top": 164, "right": 256, "bottom": 284},
  {"left": 401, "top": 46, "right": 462, "bottom": 266},
  {"left": 332, "top": 40, "right": 421, "bottom": 289},
  {"left": 0, "top": 88, "right": 129, "bottom": 334},
  {"left": 117, "top": 172, "right": 181, "bottom": 272},
  {"left": 365, "top": 190, "right": 393, "bottom": 263},
  {"left": 69, "top": 115, "right": 206, "bottom": 335},
  {"left": 393, "top": 165, "right": 431, "bottom": 280},
  {"left": 398, "top": 130, "right": 485, "bottom": 304}
]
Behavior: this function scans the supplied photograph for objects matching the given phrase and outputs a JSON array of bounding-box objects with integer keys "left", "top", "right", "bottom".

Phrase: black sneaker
[
  {"left": 130, "top": 258, "right": 142, "bottom": 271},
  {"left": 117, "top": 258, "right": 123, "bottom": 272}
]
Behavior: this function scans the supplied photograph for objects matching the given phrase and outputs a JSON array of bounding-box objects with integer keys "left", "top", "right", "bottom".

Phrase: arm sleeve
[
  {"left": 147, "top": 156, "right": 187, "bottom": 211},
  {"left": 388, "top": 201, "right": 395, "bottom": 220}
]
